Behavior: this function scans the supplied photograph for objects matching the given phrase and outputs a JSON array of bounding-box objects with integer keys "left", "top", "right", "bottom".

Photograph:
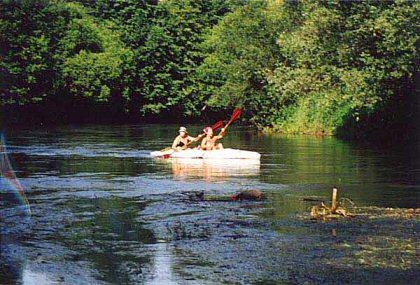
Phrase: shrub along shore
[{"left": 1, "top": 0, "right": 418, "bottom": 139}]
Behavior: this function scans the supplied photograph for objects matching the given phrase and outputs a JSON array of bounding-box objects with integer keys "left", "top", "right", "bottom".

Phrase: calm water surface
[{"left": 0, "top": 124, "right": 418, "bottom": 284}]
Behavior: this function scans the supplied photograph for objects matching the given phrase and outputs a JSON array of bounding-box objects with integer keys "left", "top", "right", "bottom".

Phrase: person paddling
[
  {"left": 200, "top": 126, "right": 226, "bottom": 150},
  {"left": 171, "top": 127, "right": 204, "bottom": 151}
]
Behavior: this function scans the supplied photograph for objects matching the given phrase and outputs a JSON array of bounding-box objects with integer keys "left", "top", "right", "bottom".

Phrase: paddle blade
[
  {"left": 211, "top": 120, "right": 224, "bottom": 131},
  {"left": 227, "top": 108, "right": 242, "bottom": 125},
  {"left": 232, "top": 108, "right": 242, "bottom": 120}
]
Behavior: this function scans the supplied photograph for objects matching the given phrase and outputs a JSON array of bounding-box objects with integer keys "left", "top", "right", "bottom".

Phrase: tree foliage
[
  {"left": 0, "top": 1, "right": 131, "bottom": 106},
  {"left": 198, "top": 0, "right": 418, "bottom": 135},
  {"left": 0, "top": 0, "right": 418, "bottom": 137}
]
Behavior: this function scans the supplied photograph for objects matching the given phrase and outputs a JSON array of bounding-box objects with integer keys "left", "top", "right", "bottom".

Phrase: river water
[{"left": 0, "top": 124, "right": 418, "bottom": 284}]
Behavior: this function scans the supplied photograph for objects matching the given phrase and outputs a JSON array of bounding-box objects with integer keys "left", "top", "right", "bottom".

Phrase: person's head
[
  {"left": 203, "top": 127, "right": 213, "bottom": 137},
  {"left": 178, "top": 126, "right": 188, "bottom": 137}
]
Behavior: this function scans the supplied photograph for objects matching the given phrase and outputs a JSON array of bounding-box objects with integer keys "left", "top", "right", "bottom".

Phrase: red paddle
[
  {"left": 206, "top": 108, "right": 242, "bottom": 133},
  {"left": 161, "top": 108, "right": 242, "bottom": 157},
  {"left": 224, "top": 108, "right": 242, "bottom": 129},
  {"left": 211, "top": 120, "right": 224, "bottom": 131}
]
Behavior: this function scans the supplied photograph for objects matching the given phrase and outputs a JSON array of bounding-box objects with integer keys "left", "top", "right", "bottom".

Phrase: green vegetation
[
  {"left": 1, "top": 0, "right": 418, "bottom": 138},
  {"left": 200, "top": 0, "right": 418, "bottom": 136}
]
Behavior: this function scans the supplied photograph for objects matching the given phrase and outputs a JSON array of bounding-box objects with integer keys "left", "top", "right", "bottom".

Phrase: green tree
[
  {"left": 135, "top": 0, "right": 241, "bottom": 117},
  {"left": 268, "top": 0, "right": 419, "bottom": 135},
  {"left": 0, "top": 0, "right": 57, "bottom": 105},
  {"left": 0, "top": 1, "right": 133, "bottom": 107},
  {"left": 59, "top": 3, "right": 133, "bottom": 104},
  {"left": 195, "top": 0, "right": 292, "bottom": 124},
  {"left": 197, "top": 0, "right": 419, "bottom": 135}
]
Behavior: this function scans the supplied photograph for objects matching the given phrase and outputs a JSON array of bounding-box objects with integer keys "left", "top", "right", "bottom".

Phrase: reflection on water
[
  {"left": 0, "top": 124, "right": 418, "bottom": 284},
  {"left": 155, "top": 158, "right": 260, "bottom": 181},
  {"left": 149, "top": 243, "right": 176, "bottom": 285},
  {"left": 22, "top": 268, "right": 58, "bottom": 285}
]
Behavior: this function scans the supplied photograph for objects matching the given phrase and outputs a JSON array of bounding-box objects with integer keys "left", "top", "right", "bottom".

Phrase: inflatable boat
[{"left": 150, "top": 148, "right": 261, "bottom": 160}]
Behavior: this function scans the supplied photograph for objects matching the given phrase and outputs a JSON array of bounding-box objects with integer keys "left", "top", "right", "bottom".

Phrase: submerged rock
[
  {"left": 230, "top": 190, "right": 265, "bottom": 201},
  {"left": 187, "top": 190, "right": 266, "bottom": 202}
]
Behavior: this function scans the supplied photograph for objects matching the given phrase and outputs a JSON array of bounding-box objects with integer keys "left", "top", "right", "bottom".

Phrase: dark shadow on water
[
  {"left": 0, "top": 196, "right": 30, "bottom": 284},
  {"left": 59, "top": 196, "right": 157, "bottom": 283}
]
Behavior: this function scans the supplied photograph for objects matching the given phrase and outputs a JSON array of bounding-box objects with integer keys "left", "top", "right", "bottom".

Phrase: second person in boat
[
  {"left": 171, "top": 127, "right": 204, "bottom": 151},
  {"left": 201, "top": 127, "right": 226, "bottom": 150}
]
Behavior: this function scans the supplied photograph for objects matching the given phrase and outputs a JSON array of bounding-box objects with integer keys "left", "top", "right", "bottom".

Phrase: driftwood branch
[{"left": 310, "top": 188, "right": 353, "bottom": 220}]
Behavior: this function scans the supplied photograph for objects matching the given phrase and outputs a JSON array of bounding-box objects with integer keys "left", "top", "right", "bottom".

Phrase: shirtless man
[
  {"left": 200, "top": 127, "right": 226, "bottom": 150},
  {"left": 171, "top": 127, "right": 204, "bottom": 151}
]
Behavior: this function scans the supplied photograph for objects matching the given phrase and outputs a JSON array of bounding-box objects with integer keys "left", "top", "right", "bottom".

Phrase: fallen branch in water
[
  {"left": 189, "top": 190, "right": 265, "bottom": 202},
  {"left": 308, "top": 188, "right": 420, "bottom": 221},
  {"left": 310, "top": 188, "right": 354, "bottom": 220},
  {"left": 300, "top": 196, "right": 325, "bottom": 203}
]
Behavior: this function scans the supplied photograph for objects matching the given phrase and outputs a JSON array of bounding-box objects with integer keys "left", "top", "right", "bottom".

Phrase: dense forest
[{"left": 0, "top": 0, "right": 418, "bottom": 139}]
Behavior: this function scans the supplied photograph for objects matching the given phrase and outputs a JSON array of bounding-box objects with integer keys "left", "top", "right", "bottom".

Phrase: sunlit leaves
[{"left": 198, "top": 0, "right": 418, "bottom": 134}]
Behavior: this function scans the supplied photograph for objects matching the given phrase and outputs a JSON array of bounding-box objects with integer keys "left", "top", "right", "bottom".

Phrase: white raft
[{"left": 150, "top": 148, "right": 261, "bottom": 160}]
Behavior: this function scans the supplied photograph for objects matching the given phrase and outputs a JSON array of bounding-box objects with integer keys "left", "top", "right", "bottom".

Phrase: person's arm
[
  {"left": 190, "top": 134, "right": 205, "bottom": 142},
  {"left": 171, "top": 136, "right": 180, "bottom": 149},
  {"left": 214, "top": 128, "right": 226, "bottom": 140}
]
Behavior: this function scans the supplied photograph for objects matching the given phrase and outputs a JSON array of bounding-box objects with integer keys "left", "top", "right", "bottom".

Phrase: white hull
[{"left": 150, "top": 148, "right": 260, "bottom": 160}]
